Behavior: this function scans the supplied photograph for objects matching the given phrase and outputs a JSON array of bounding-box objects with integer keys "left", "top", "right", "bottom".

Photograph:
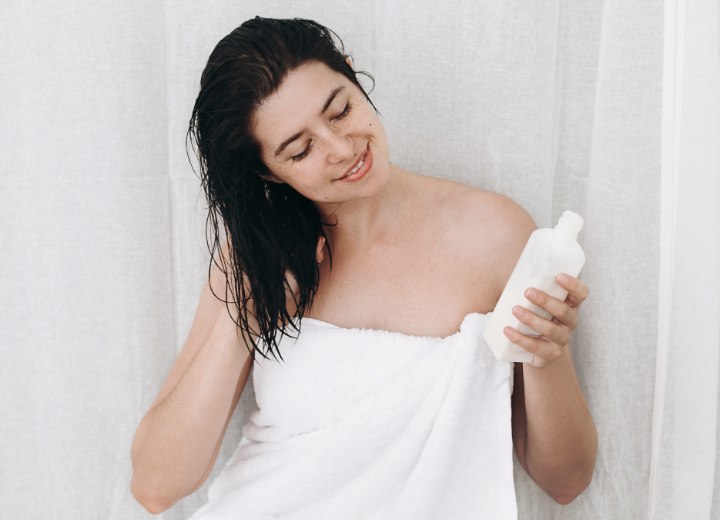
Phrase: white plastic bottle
[{"left": 483, "top": 210, "right": 586, "bottom": 363}]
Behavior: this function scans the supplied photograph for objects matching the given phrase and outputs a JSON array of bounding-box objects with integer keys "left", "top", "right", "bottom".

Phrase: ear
[{"left": 345, "top": 55, "right": 354, "bottom": 70}]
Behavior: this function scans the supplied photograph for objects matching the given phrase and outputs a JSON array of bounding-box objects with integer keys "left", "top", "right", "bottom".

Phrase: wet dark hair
[{"left": 187, "top": 17, "right": 377, "bottom": 359}]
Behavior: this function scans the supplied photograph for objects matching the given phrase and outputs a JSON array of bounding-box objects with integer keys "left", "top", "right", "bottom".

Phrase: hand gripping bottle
[{"left": 483, "top": 210, "right": 586, "bottom": 363}]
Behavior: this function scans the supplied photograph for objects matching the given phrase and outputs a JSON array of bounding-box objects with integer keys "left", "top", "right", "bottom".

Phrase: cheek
[
  {"left": 277, "top": 165, "right": 324, "bottom": 194},
  {"left": 261, "top": 154, "right": 292, "bottom": 183}
]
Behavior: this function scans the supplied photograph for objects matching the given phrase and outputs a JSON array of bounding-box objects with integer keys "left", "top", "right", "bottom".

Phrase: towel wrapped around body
[{"left": 188, "top": 311, "right": 517, "bottom": 520}]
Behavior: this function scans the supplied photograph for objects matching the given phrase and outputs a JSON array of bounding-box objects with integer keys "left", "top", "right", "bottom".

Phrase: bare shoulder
[
  {"left": 455, "top": 185, "right": 535, "bottom": 245},
  {"left": 411, "top": 173, "right": 536, "bottom": 238},
  {"left": 417, "top": 175, "right": 537, "bottom": 300},
  {"left": 417, "top": 175, "right": 534, "bottom": 234}
]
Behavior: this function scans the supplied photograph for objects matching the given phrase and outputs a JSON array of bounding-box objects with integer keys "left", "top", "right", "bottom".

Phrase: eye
[
  {"left": 332, "top": 102, "right": 352, "bottom": 122},
  {"left": 288, "top": 102, "right": 352, "bottom": 163},
  {"left": 290, "top": 141, "right": 312, "bottom": 162}
]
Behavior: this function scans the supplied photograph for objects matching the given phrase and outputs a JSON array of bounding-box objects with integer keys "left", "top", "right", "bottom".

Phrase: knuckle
[
  {"left": 524, "top": 340, "right": 539, "bottom": 353},
  {"left": 576, "top": 282, "right": 589, "bottom": 300},
  {"left": 525, "top": 312, "right": 539, "bottom": 328},
  {"left": 513, "top": 333, "right": 533, "bottom": 349},
  {"left": 559, "top": 331, "right": 570, "bottom": 346},
  {"left": 540, "top": 319, "right": 556, "bottom": 336},
  {"left": 569, "top": 316, "right": 578, "bottom": 330}
]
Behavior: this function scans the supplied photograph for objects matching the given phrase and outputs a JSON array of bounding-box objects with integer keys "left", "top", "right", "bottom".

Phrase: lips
[{"left": 337, "top": 144, "right": 372, "bottom": 182}]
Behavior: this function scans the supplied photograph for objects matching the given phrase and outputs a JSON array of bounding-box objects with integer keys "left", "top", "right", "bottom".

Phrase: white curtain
[
  {"left": 650, "top": 1, "right": 720, "bottom": 518},
  {"left": 1, "top": 1, "right": 717, "bottom": 519}
]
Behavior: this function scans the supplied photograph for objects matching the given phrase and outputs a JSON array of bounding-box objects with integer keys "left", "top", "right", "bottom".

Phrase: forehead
[{"left": 252, "top": 62, "right": 349, "bottom": 150}]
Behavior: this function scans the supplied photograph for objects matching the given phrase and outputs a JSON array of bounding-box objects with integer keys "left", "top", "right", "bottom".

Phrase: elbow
[
  {"left": 551, "top": 430, "right": 598, "bottom": 505},
  {"left": 549, "top": 483, "right": 587, "bottom": 505},
  {"left": 547, "top": 459, "right": 596, "bottom": 505},
  {"left": 130, "top": 475, "right": 178, "bottom": 514},
  {"left": 549, "top": 475, "right": 593, "bottom": 505},
  {"left": 552, "top": 494, "right": 578, "bottom": 506},
  {"left": 129, "top": 434, "right": 185, "bottom": 514},
  {"left": 130, "top": 460, "right": 208, "bottom": 514}
]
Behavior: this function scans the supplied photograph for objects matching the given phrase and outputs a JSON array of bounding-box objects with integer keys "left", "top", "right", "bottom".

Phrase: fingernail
[
  {"left": 525, "top": 288, "right": 536, "bottom": 300},
  {"left": 557, "top": 273, "right": 569, "bottom": 283}
]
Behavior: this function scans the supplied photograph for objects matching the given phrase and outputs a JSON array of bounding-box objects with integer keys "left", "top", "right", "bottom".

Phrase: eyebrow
[{"left": 273, "top": 85, "right": 346, "bottom": 158}]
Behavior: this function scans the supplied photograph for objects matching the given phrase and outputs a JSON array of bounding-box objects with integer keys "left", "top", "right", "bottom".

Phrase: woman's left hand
[{"left": 503, "top": 273, "right": 590, "bottom": 368}]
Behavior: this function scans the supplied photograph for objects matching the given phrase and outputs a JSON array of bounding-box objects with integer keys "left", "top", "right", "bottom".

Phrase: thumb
[{"left": 316, "top": 236, "right": 326, "bottom": 263}]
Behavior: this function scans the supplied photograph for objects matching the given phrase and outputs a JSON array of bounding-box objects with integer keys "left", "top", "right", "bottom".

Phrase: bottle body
[{"left": 483, "top": 211, "right": 586, "bottom": 363}]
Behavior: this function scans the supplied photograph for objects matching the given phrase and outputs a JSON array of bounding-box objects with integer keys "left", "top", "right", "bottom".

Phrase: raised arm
[{"left": 130, "top": 241, "right": 255, "bottom": 513}]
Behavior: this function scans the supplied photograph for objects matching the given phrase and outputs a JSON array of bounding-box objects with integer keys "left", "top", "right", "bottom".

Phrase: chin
[{"left": 361, "top": 158, "right": 393, "bottom": 195}]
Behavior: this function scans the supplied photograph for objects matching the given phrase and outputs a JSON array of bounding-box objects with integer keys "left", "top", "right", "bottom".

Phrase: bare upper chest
[{"left": 306, "top": 227, "right": 499, "bottom": 337}]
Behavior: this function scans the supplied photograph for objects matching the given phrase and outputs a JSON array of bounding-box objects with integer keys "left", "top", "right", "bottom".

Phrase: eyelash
[
  {"left": 290, "top": 102, "right": 353, "bottom": 163},
  {"left": 334, "top": 101, "right": 353, "bottom": 122}
]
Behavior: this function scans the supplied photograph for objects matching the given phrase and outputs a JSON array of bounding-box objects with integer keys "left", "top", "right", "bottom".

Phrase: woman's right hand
[{"left": 284, "top": 235, "right": 325, "bottom": 304}]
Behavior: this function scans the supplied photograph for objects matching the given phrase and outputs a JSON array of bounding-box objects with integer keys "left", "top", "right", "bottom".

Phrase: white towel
[{"left": 188, "top": 312, "right": 517, "bottom": 520}]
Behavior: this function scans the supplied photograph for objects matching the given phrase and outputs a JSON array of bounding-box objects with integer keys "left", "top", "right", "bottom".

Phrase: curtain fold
[
  {"left": 1, "top": 1, "right": 717, "bottom": 519},
  {"left": 650, "top": 0, "right": 720, "bottom": 518}
]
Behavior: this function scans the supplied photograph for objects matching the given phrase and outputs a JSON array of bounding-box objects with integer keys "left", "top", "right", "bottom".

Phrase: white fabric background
[{"left": 0, "top": 1, "right": 717, "bottom": 519}]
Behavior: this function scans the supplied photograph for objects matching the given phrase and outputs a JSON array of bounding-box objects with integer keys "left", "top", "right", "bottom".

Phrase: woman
[{"left": 130, "top": 17, "right": 597, "bottom": 519}]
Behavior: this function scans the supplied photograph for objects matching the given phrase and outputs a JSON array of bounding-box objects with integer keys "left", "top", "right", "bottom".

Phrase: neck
[{"left": 318, "top": 164, "right": 411, "bottom": 246}]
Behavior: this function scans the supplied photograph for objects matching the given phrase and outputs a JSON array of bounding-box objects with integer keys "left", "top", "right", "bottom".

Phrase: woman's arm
[
  {"left": 130, "top": 242, "right": 255, "bottom": 513},
  {"left": 480, "top": 196, "right": 597, "bottom": 504},
  {"left": 509, "top": 278, "right": 597, "bottom": 504}
]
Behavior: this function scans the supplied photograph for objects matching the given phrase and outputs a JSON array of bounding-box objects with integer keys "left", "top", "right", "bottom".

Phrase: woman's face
[{"left": 252, "top": 61, "right": 391, "bottom": 209}]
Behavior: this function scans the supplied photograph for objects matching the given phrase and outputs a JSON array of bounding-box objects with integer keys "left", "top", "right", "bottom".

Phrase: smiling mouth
[{"left": 338, "top": 145, "right": 370, "bottom": 181}]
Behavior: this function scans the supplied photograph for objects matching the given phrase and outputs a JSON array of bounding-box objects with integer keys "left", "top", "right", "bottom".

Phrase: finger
[
  {"left": 555, "top": 273, "right": 590, "bottom": 307},
  {"left": 284, "top": 270, "right": 299, "bottom": 297},
  {"left": 524, "top": 288, "right": 577, "bottom": 329},
  {"left": 503, "top": 326, "right": 563, "bottom": 367},
  {"left": 512, "top": 304, "right": 571, "bottom": 346},
  {"left": 316, "top": 236, "right": 326, "bottom": 263}
]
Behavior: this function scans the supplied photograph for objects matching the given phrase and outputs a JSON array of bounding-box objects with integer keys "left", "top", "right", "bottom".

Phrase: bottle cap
[{"left": 555, "top": 210, "right": 584, "bottom": 238}]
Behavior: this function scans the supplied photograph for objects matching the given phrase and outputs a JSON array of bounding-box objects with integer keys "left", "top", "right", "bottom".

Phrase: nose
[{"left": 323, "top": 128, "right": 355, "bottom": 164}]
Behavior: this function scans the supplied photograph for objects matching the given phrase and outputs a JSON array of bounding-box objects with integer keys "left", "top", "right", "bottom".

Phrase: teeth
[
  {"left": 341, "top": 152, "right": 367, "bottom": 179},
  {"left": 350, "top": 159, "right": 364, "bottom": 175}
]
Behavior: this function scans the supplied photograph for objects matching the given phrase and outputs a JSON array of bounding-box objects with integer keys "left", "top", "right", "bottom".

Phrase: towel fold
[{"left": 188, "top": 312, "right": 517, "bottom": 520}]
